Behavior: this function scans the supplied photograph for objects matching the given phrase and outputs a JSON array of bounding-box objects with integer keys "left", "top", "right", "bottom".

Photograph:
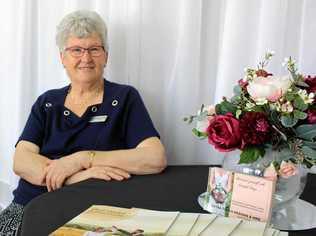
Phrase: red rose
[
  {"left": 307, "top": 109, "right": 316, "bottom": 124},
  {"left": 256, "top": 69, "right": 273, "bottom": 77},
  {"left": 304, "top": 75, "right": 316, "bottom": 93},
  {"left": 207, "top": 113, "right": 242, "bottom": 152},
  {"left": 240, "top": 112, "right": 271, "bottom": 146}
]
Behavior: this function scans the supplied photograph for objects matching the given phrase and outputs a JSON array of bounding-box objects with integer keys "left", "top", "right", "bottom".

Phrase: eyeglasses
[{"left": 64, "top": 46, "right": 105, "bottom": 57}]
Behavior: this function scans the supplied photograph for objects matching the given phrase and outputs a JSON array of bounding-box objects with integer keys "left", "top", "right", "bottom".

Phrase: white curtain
[{"left": 0, "top": 0, "right": 316, "bottom": 208}]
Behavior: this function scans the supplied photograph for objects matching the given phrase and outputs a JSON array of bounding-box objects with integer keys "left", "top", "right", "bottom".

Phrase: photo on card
[{"left": 205, "top": 167, "right": 233, "bottom": 217}]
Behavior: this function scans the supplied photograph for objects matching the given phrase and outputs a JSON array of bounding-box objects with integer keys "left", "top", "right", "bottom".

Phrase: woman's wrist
[
  {"left": 78, "top": 151, "right": 95, "bottom": 169},
  {"left": 87, "top": 151, "right": 95, "bottom": 168}
]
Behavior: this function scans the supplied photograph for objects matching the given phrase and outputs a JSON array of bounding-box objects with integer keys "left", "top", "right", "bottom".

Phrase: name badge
[{"left": 89, "top": 115, "right": 108, "bottom": 123}]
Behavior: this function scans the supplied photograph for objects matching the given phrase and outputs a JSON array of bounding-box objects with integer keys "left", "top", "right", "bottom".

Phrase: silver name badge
[{"left": 89, "top": 115, "right": 108, "bottom": 123}]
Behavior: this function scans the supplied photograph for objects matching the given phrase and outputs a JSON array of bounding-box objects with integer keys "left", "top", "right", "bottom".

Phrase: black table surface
[{"left": 20, "top": 166, "right": 316, "bottom": 236}]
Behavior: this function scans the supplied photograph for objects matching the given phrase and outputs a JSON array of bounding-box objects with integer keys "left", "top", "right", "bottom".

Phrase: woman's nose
[{"left": 80, "top": 50, "right": 93, "bottom": 62}]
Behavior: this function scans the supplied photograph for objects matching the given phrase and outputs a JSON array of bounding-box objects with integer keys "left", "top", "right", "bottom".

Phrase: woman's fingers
[
  {"left": 104, "top": 167, "right": 130, "bottom": 179},
  {"left": 103, "top": 167, "right": 130, "bottom": 181},
  {"left": 55, "top": 175, "right": 65, "bottom": 190},
  {"left": 88, "top": 166, "right": 130, "bottom": 181},
  {"left": 105, "top": 171, "right": 124, "bottom": 181}
]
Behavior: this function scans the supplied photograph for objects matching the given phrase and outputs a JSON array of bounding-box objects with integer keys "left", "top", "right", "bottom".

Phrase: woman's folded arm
[{"left": 13, "top": 141, "right": 51, "bottom": 186}]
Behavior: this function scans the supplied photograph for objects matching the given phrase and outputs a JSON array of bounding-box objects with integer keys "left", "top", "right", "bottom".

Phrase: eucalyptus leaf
[
  {"left": 196, "top": 111, "right": 208, "bottom": 121},
  {"left": 301, "top": 146, "right": 316, "bottom": 159},
  {"left": 302, "top": 140, "right": 316, "bottom": 149},
  {"left": 295, "top": 81, "right": 310, "bottom": 87},
  {"left": 280, "top": 115, "right": 298, "bottom": 127},
  {"left": 233, "top": 85, "right": 242, "bottom": 96},
  {"left": 296, "top": 124, "right": 316, "bottom": 140}
]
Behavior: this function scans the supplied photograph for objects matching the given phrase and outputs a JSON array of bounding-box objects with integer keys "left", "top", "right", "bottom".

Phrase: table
[{"left": 19, "top": 166, "right": 316, "bottom": 236}]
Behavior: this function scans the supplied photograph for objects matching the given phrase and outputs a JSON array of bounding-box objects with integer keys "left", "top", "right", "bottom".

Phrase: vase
[{"left": 222, "top": 149, "right": 313, "bottom": 230}]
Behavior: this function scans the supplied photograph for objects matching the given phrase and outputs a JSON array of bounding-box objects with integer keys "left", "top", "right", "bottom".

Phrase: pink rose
[
  {"left": 247, "top": 75, "right": 292, "bottom": 103},
  {"left": 279, "top": 161, "right": 298, "bottom": 178},
  {"left": 263, "top": 163, "right": 278, "bottom": 181},
  {"left": 207, "top": 113, "right": 242, "bottom": 152}
]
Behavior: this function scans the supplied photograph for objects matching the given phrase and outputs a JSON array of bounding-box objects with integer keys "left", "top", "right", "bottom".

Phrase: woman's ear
[
  {"left": 60, "top": 52, "right": 65, "bottom": 68},
  {"left": 104, "top": 51, "right": 109, "bottom": 67}
]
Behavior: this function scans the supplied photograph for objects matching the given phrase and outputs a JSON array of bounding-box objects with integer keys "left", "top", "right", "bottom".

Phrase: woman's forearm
[
  {"left": 13, "top": 141, "right": 50, "bottom": 186},
  {"left": 92, "top": 147, "right": 166, "bottom": 174},
  {"left": 76, "top": 139, "right": 167, "bottom": 175}
]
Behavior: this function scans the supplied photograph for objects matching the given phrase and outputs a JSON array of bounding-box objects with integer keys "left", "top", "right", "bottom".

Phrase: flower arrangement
[{"left": 185, "top": 52, "right": 316, "bottom": 176}]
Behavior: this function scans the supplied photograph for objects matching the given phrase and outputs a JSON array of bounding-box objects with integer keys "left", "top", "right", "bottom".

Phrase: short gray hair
[{"left": 56, "top": 10, "right": 108, "bottom": 52}]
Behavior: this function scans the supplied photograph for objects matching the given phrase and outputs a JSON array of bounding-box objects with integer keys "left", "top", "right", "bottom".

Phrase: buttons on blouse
[
  {"left": 112, "top": 100, "right": 118, "bottom": 107},
  {"left": 45, "top": 102, "right": 52, "bottom": 108},
  {"left": 91, "top": 106, "right": 98, "bottom": 112},
  {"left": 63, "top": 110, "right": 70, "bottom": 116}
]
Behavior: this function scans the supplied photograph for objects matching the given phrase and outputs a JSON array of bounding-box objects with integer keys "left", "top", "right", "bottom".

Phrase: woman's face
[{"left": 60, "top": 32, "right": 108, "bottom": 84}]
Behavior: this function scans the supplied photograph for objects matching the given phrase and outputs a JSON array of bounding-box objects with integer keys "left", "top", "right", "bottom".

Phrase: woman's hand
[
  {"left": 44, "top": 153, "right": 85, "bottom": 192},
  {"left": 65, "top": 166, "right": 131, "bottom": 185}
]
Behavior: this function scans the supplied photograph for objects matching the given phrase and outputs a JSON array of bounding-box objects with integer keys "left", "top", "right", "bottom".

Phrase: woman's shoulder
[
  {"left": 105, "top": 80, "right": 137, "bottom": 92},
  {"left": 105, "top": 80, "right": 140, "bottom": 99},
  {"left": 35, "top": 86, "right": 69, "bottom": 106}
]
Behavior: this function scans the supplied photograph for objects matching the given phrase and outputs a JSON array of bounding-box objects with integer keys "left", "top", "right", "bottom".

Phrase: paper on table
[
  {"left": 278, "top": 231, "right": 288, "bottom": 236},
  {"left": 51, "top": 205, "right": 179, "bottom": 236},
  {"left": 187, "top": 213, "right": 217, "bottom": 236},
  {"left": 230, "top": 220, "right": 266, "bottom": 236},
  {"left": 200, "top": 216, "right": 242, "bottom": 236},
  {"left": 165, "top": 212, "right": 199, "bottom": 236},
  {"left": 263, "top": 228, "right": 278, "bottom": 236}
]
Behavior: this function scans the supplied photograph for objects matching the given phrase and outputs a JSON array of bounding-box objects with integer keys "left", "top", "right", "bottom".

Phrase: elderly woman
[{"left": 0, "top": 10, "right": 166, "bottom": 234}]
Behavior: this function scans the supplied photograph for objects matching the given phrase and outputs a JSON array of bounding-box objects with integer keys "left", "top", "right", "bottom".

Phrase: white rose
[{"left": 247, "top": 75, "right": 292, "bottom": 103}]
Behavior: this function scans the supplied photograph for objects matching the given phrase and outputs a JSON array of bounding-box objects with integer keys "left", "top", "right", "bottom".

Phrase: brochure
[
  {"left": 49, "top": 204, "right": 284, "bottom": 236},
  {"left": 50, "top": 205, "right": 179, "bottom": 236},
  {"left": 165, "top": 212, "right": 199, "bottom": 236},
  {"left": 187, "top": 213, "right": 217, "bottom": 236}
]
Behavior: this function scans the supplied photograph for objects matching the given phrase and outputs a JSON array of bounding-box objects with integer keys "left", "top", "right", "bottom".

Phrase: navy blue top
[{"left": 13, "top": 79, "right": 159, "bottom": 205}]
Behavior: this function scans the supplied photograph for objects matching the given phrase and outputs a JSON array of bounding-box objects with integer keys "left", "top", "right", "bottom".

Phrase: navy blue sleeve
[
  {"left": 16, "top": 97, "right": 45, "bottom": 147},
  {"left": 123, "top": 88, "right": 160, "bottom": 148}
]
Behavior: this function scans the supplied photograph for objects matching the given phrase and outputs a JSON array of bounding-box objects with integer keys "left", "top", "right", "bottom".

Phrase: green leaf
[
  {"left": 230, "top": 95, "right": 240, "bottom": 103},
  {"left": 192, "top": 128, "right": 207, "bottom": 139},
  {"left": 301, "top": 146, "right": 316, "bottom": 160},
  {"left": 293, "top": 110, "right": 307, "bottom": 120},
  {"left": 280, "top": 115, "right": 298, "bottom": 127},
  {"left": 239, "top": 146, "right": 265, "bottom": 164},
  {"left": 296, "top": 124, "right": 316, "bottom": 140},
  {"left": 284, "top": 93, "right": 295, "bottom": 102},
  {"left": 293, "top": 97, "right": 308, "bottom": 111},
  {"left": 215, "top": 100, "right": 237, "bottom": 116}
]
